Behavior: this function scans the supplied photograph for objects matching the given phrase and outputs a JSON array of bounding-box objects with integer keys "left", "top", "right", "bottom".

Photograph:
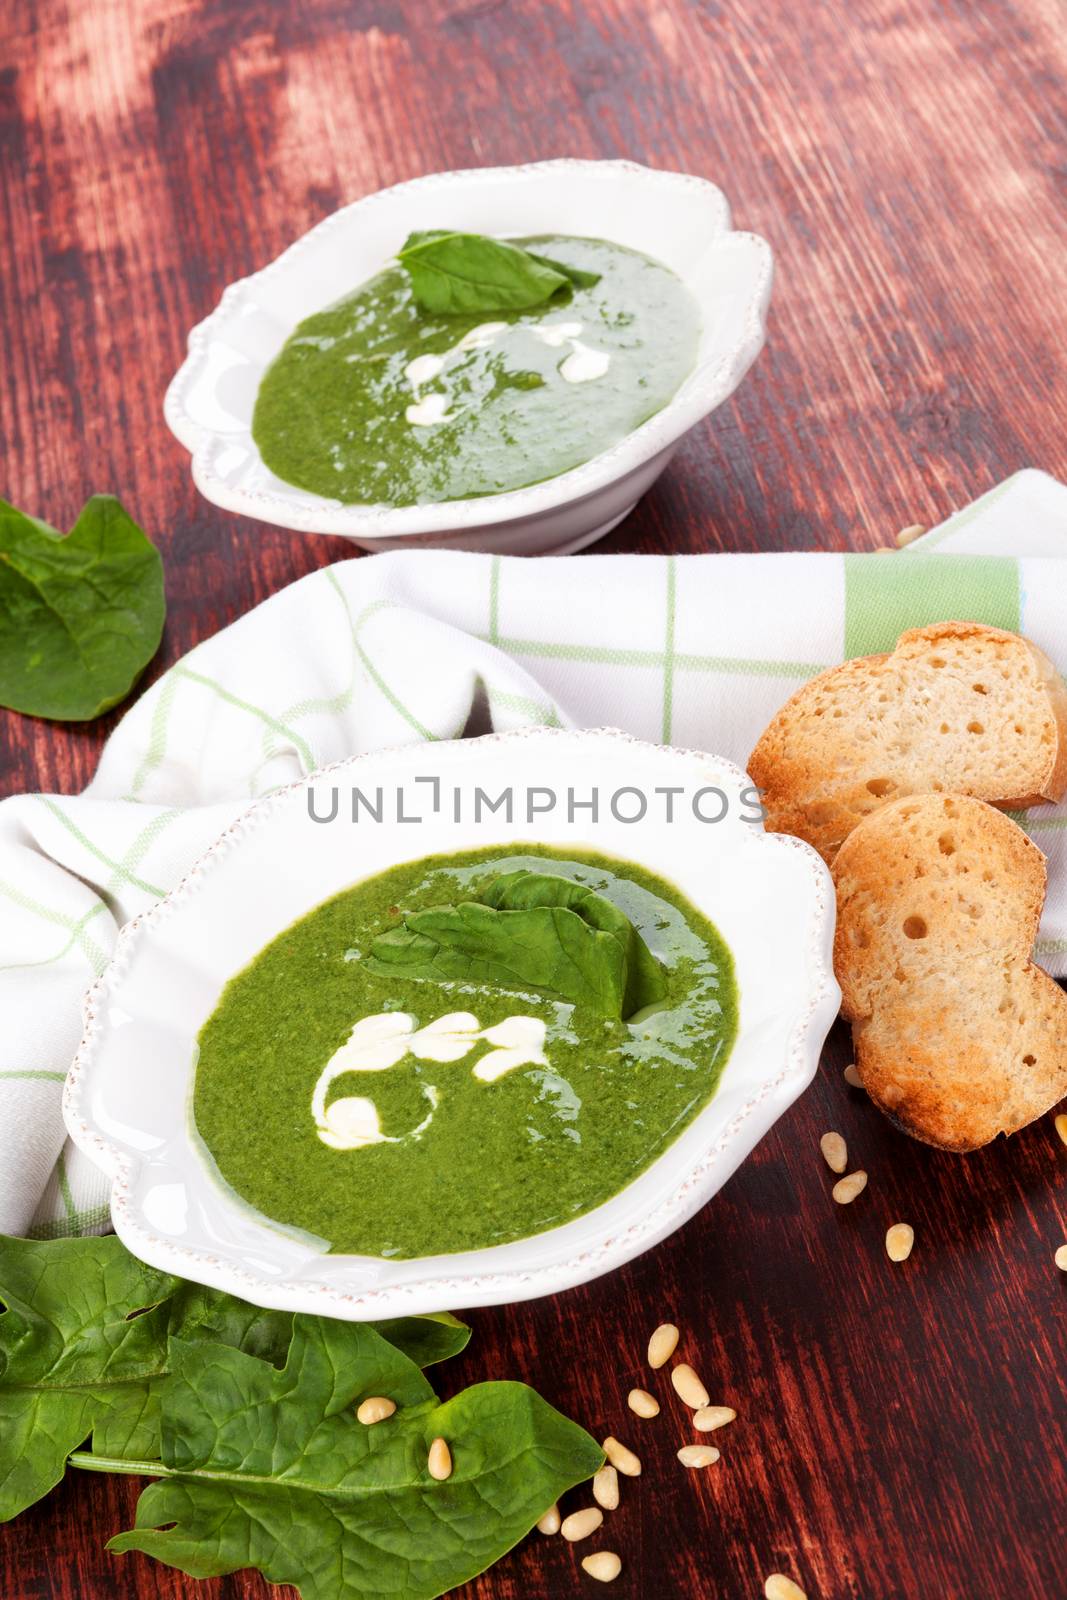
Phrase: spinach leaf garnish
[
  {"left": 525, "top": 251, "right": 602, "bottom": 290},
  {"left": 0, "top": 495, "right": 164, "bottom": 720},
  {"left": 0, "top": 1235, "right": 467, "bottom": 1523},
  {"left": 397, "top": 230, "right": 600, "bottom": 314},
  {"left": 102, "top": 1318, "right": 602, "bottom": 1600},
  {"left": 365, "top": 868, "right": 666, "bottom": 1018}
]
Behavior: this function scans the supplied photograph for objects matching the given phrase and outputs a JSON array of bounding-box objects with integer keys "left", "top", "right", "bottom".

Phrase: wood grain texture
[{"left": 2, "top": 0, "right": 1066, "bottom": 1595}]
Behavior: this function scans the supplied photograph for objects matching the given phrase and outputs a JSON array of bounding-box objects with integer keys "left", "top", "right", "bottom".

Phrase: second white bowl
[{"left": 165, "top": 161, "right": 773, "bottom": 553}]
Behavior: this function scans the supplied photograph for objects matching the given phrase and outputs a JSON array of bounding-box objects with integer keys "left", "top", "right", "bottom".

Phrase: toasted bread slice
[
  {"left": 750, "top": 622, "right": 1067, "bottom": 863},
  {"left": 832, "top": 793, "right": 1067, "bottom": 1150}
]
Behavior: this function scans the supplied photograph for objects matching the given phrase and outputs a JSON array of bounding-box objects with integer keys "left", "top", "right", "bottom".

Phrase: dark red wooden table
[{"left": 2, "top": 2, "right": 1066, "bottom": 1596}]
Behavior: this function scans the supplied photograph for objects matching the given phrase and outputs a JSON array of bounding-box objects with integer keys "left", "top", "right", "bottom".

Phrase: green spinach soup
[
  {"left": 193, "top": 846, "right": 737, "bottom": 1257},
  {"left": 252, "top": 236, "right": 700, "bottom": 506}
]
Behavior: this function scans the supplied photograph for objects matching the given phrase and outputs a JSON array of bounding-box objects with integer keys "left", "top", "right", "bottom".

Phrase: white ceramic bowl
[
  {"left": 64, "top": 730, "right": 837, "bottom": 1319},
  {"left": 164, "top": 161, "right": 772, "bottom": 554}
]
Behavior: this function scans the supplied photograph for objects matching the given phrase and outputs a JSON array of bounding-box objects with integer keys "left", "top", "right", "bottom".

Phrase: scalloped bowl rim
[
  {"left": 164, "top": 160, "right": 773, "bottom": 539},
  {"left": 63, "top": 729, "right": 838, "bottom": 1318}
]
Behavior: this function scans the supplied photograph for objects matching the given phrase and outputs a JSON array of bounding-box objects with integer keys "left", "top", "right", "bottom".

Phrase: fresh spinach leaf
[
  {"left": 397, "top": 230, "right": 598, "bottom": 314},
  {"left": 165, "top": 1278, "right": 295, "bottom": 1367},
  {"left": 170, "top": 1284, "right": 468, "bottom": 1370},
  {"left": 526, "top": 251, "right": 601, "bottom": 289},
  {"left": 0, "top": 1235, "right": 178, "bottom": 1521},
  {"left": 103, "top": 1317, "right": 602, "bottom": 1600},
  {"left": 0, "top": 494, "right": 165, "bottom": 720},
  {"left": 365, "top": 869, "right": 666, "bottom": 1018},
  {"left": 370, "top": 1310, "right": 471, "bottom": 1368},
  {"left": 2, "top": 1236, "right": 596, "bottom": 1596},
  {"left": 484, "top": 870, "right": 667, "bottom": 1016},
  {"left": 0, "top": 1235, "right": 469, "bottom": 1520}
]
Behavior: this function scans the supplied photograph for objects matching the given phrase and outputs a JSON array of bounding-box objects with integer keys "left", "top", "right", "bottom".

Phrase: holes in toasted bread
[
  {"left": 866, "top": 777, "right": 895, "bottom": 796},
  {"left": 972, "top": 683, "right": 988, "bottom": 694},
  {"left": 939, "top": 722, "right": 950, "bottom": 734},
  {"left": 929, "top": 657, "right": 946, "bottom": 668},
  {"left": 903, "top": 916, "right": 928, "bottom": 939},
  {"left": 1023, "top": 1054, "right": 1036, "bottom": 1066},
  {"left": 938, "top": 834, "right": 955, "bottom": 855},
  {"left": 967, "top": 721, "right": 984, "bottom": 734}
]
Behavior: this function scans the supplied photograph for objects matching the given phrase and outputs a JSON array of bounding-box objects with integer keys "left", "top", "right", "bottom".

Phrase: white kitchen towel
[{"left": 3, "top": 467, "right": 1066, "bottom": 1238}]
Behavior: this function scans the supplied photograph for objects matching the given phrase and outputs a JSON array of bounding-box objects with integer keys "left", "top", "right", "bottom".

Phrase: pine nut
[
  {"left": 356, "top": 1396, "right": 396, "bottom": 1425},
  {"left": 895, "top": 523, "right": 926, "bottom": 548},
  {"left": 561, "top": 1506, "right": 604, "bottom": 1542},
  {"left": 765, "top": 1577, "right": 807, "bottom": 1600},
  {"left": 592, "top": 1463, "right": 619, "bottom": 1510},
  {"left": 536, "top": 1503, "right": 560, "bottom": 1535},
  {"left": 627, "top": 1387, "right": 660, "bottom": 1418},
  {"left": 582, "top": 1551, "right": 622, "bottom": 1582},
  {"left": 647, "top": 1322, "right": 679, "bottom": 1368},
  {"left": 602, "top": 1435, "right": 641, "bottom": 1476},
  {"left": 671, "top": 1363, "right": 709, "bottom": 1409},
  {"left": 832, "top": 1170, "right": 868, "bottom": 1204},
  {"left": 886, "top": 1222, "right": 915, "bottom": 1262},
  {"left": 1055, "top": 1244, "right": 1067, "bottom": 1272},
  {"left": 677, "top": 1444, "right": 720, "bottom": 1468},
  {"left": 1055, "top": 1113, "right": 1067, "bottom": 1147},
  {"left": 820, "top": 1131, "right": 847, "bottom": 1173},
  {"left": 427, "top": 1437, "right": 452, "bottom": 1480},
  {"left": 843, "top": 1062, "right": 863, "bottom": 1087},
  {"left": 693, "top": 1405, "right": 736, "bottom": 1432}
]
